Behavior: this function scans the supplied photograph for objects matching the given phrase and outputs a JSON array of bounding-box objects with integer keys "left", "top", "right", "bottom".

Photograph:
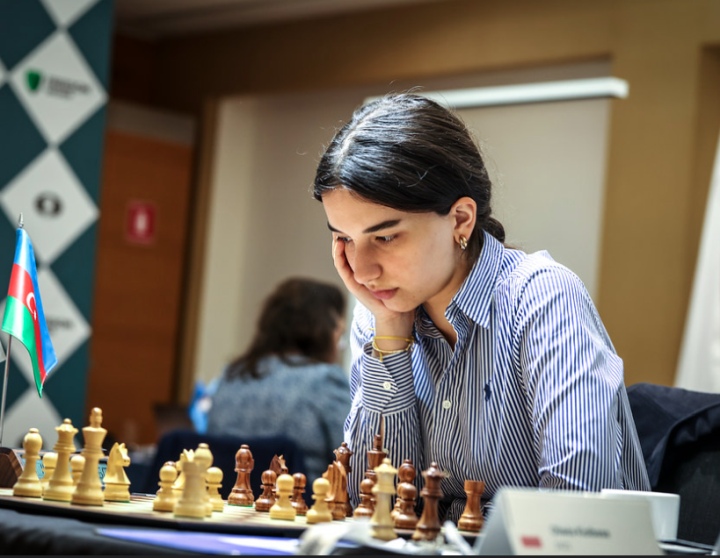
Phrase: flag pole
[
  {"left": 0, "top": 337, "right": 21, "bottom": 487},
  {"left": 0, "top": 336, "right": 13, "bottom": 446},
  {"left": 0, "top": 214, "right": 22, "bottom": 442},
  {"left": 0, "top": 214, "right": 24, "bottom": 486}
]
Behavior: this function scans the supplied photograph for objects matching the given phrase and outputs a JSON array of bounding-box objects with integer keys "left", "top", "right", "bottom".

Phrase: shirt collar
[
  {"left": 415, "top": 231, "right": 504, "bottom": 336},
  {"left": 449, "top": 231, "right": 504, "bottom": 330}
]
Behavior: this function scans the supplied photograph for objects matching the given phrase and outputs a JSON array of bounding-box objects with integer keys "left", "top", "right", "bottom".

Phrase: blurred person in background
[{"left": 204, "top": 276, "right": 352, "bottom": 483}]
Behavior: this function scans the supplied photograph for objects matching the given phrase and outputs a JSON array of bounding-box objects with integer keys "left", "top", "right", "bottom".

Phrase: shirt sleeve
[
  {"left": 343, "top": 302, "right": 423, "bottom": 507},
  {"left": 513, "top": 263, "right": 628, "bottom": 490},
  {"left": 313, "top": 365, "right": 353, "bottom": 464}
]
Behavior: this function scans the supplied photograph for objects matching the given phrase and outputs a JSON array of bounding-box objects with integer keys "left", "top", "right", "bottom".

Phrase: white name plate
[
  {"left": 475, "top": 488, "right": 662, "bottom": 555},
  {"left": 601, "top": 488, "right": 680, "bottom": 541}
]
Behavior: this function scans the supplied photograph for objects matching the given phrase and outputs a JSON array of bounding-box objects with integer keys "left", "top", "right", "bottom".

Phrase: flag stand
[
  {"left": 0, "top": 448, "right": 21, "bottom": 488},
  {"left": 0, "top": 336, "right": 21, "bottom": 488}
]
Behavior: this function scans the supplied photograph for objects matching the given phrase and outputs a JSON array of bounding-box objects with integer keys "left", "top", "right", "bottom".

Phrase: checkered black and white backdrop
[{"left": 0, "top": 0, "right": 113, "bottom": 448}]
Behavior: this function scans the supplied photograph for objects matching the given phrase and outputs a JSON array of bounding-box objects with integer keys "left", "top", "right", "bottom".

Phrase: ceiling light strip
[{"left": 420, "top": 77, "right": 629, "bottom": 109}]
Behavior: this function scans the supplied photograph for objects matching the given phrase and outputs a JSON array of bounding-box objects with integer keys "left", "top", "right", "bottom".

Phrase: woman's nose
[{"left": 349, "top": 245, "right": 381, "bottom": 284}]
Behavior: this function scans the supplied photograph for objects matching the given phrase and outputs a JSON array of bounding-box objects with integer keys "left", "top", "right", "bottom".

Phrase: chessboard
[
  {"left": 1, "top": 410, "right": 486, "bottom": 547},
  {"left": 0, "top": 487, "right": 324, "bottom": 539}
]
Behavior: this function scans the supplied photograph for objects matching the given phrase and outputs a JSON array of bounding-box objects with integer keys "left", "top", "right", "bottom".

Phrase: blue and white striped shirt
[{"left": 344, "top": 232, "right": 650, "bottom": 521}]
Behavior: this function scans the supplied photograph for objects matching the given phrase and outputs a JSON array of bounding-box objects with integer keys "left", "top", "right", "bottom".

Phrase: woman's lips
[{"left": 370, "top": 288, "right": 398, "bottom": 300}]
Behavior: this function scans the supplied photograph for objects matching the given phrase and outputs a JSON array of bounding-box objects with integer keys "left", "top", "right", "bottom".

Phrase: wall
[
  {"left": 115, "top": 0, "right": 720, "bottom": 393},
  {"left": 191, "top": 61, "right": 615, "bottom": 389},
  {"left": 88, "top": 101, "right": 195, "bottom": 444},
  {"left": 191, "top": 90, "right": 359, "bottom": 384}
]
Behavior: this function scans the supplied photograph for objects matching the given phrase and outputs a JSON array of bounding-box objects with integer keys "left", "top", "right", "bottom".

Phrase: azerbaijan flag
[{"left": 2, "top": 227, "right": 57, "bottom": 397}]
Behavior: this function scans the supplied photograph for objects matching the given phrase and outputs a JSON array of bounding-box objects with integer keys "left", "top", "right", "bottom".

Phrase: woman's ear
[{"left": 450, "top": 196, "right": 477, "bottom": 239}]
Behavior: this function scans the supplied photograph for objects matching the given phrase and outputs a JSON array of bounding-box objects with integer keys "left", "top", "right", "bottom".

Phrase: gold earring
[{"left": 459, "top": 236, "right": 468, "bottom": 251}]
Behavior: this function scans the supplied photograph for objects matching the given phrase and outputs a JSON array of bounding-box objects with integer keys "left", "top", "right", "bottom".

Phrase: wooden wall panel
[
  {"left": 152, "top": 0, "right": 615, "bottom": 113},
  {"left": 110, "top": 34, "right": 158, "bottom": 106},
  {"left": 87, "top": 131, "right": 193, "bottom": 445},
  {"left": 109, "top": 0, "right": 720, "bottom": 391}
]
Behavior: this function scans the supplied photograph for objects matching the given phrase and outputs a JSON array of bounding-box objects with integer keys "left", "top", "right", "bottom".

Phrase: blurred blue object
[{"left": 188, "top": 379, "right": 218, "bottom": 434}]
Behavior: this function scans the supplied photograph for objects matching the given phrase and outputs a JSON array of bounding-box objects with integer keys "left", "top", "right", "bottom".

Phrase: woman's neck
[{"left": 422, "top": 259, "right": 473, "bottom": 349}]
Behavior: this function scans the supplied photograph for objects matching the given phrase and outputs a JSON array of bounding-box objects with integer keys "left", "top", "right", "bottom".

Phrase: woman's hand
[{"left": 332, "top": 239, "right": 414, "bottom": 340}]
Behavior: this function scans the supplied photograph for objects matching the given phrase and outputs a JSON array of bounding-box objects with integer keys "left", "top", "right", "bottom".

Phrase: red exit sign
[{"left": 126, "top": 201, "right": 156, "bottom": 245}]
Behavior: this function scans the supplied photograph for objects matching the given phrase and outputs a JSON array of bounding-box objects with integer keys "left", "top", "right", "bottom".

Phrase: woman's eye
[
  {"left": 377, "top": 235, "right": 395, "bottom": 243},
  {"left": 336, "top": 236, "right": 351, "bottom": 243}
]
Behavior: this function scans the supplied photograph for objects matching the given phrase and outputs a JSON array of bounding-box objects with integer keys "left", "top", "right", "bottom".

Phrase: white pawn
[
  {"left": 70, "top": 454, "right": 85, "bottom": 486},
  {"left": 269, "top": 473, "right": 296, "bottom": 521},
  {"left": 306, "top": 477, "right": 333, "bottom": 524},
  {"left": 40, "top": 452, "right": 57, "bottom": 494},
  {"left": 13, "top": 428, "right": 43, "bottom": 498},
  {"left": 207, "top": 466, "right": 224, "bottom": 513},
  {"left": 153, "top": 461, "right": 178, "bottom": 512}
]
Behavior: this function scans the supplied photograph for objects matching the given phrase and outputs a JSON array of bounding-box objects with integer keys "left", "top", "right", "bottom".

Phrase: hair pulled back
[{"left": 313, "top": 92, "right": 504, "bottom": 262}]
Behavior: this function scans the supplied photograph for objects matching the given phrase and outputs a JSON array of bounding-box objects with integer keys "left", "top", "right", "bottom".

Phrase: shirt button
[
  {"left": 383, "top": 381, "right": 392, "bottom": 391},
  {"left": 442, "top": 400, "right": 452, "bottom": 410}
]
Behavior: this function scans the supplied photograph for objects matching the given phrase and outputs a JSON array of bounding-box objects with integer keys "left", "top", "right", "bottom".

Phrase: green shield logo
[{"left": 26, "top": 70, "right": 42, "bottom": 92}]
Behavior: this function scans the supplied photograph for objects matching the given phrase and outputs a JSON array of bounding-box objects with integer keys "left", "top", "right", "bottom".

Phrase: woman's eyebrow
[{"left": 327, "top": 219, "right": 401, "bottom": 234}]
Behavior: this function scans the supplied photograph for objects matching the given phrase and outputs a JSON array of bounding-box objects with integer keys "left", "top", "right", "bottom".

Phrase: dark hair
[
  {"left": 226, "top": 277, "right": 346, "bottom": 380},
  {"left": 313, "top": 92, "right": 505, "bottom": 262}
]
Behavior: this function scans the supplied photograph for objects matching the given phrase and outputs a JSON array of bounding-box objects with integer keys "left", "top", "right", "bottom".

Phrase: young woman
[
  {"left": 313, "top": 92, "right": 650, "bottom": 521},
  {"left": 206, "top": 277, "right": 352, "bottom": 484}
]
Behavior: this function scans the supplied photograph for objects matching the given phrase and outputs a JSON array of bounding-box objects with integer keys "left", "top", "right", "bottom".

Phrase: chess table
[
  {"left": 0, "top": 487, "right": 434, "bottom": 554},
  {"left": 0, "top": 487, "right": 482, "bottom": 554},
  {"left": 0, "top": 487, "right": 319, "bottom": 554},
  {"left": 0, "top": 488, "right": 311, "bottom": 536}
]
